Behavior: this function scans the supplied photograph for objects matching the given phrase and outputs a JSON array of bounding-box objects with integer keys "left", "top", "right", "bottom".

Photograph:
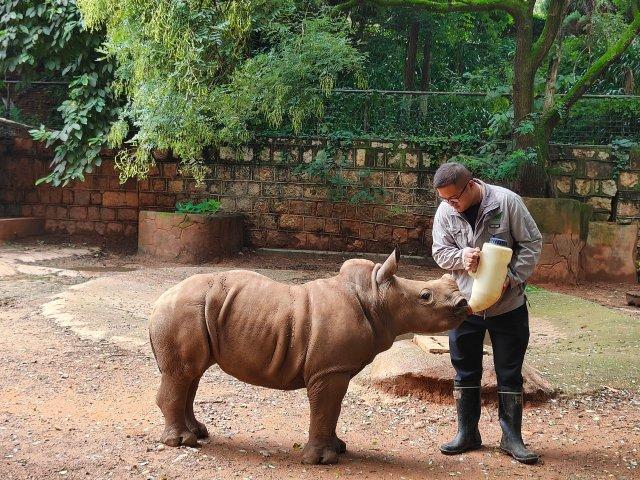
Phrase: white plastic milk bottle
[{"left": 468, "top": 236, "right": 513, "bottom": 313}]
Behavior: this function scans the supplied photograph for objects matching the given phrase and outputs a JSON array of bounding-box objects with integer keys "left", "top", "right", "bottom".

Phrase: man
[{"left": 431, "top": 162, "right": 542, "bottom": 464}]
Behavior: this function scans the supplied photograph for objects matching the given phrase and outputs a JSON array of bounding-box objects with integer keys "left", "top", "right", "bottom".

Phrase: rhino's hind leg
[
  {"left": 302, "top": 373, "right": 350, "bottom": 465},
  {"left": 185, "top": 376, "right": 209, "bottom": 439},
  {"left": 157, "top": 373, "right": 199, "bottom": 448}
]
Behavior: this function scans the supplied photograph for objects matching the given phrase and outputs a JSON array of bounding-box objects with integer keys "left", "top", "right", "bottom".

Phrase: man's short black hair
[{"left": 433, "top": 162, "right": 472, "bottom": 189}]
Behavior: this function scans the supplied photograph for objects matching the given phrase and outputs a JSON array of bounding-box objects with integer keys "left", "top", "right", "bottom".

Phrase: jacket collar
[{"left": 446, "top": 179, "right": 500, "bottom": 219}]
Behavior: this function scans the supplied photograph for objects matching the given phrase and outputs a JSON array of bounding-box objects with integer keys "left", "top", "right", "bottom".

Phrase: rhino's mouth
[{"left": 452, "top": 296, "right": 470, "bottom": 318}]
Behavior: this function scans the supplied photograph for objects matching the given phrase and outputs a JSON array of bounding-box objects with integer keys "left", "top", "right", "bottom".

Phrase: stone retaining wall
[
  {"left": 0, "top": 133, "right": 438, "bottom": 254},
  {"left": 524, "top": 198, "right": 592, "bottom": 284},
  {"left": 550, "top": 145, "right": 640, "bottom": 224},
  {"left": 582, "top": 222, "right": 639, "bottom": 283},
  {"left": 0, "top": 130, "right": 638, "bottom": 263}
]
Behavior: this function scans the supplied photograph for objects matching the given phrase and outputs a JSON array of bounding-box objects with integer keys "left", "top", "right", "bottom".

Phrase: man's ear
[{"left": 376, "top": 248, "right": 400, "bottom": 284}]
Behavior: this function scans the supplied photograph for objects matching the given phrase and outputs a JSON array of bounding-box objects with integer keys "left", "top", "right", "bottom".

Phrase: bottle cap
[{"left": 489, "top": 236, "right": 508, "bottom": 247}]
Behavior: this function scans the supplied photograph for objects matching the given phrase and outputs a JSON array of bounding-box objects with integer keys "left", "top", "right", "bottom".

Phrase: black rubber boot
[
  {"left": 498, "top": 390, "right": 539, "bottom": 464},
  {"left": 440, "top": 385, "right": 482, "bottom": 455}
]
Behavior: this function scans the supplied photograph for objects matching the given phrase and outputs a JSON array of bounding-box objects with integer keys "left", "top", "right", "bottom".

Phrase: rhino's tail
[{"left": 149, "top": 330, "right": 162, "bottom": 373}]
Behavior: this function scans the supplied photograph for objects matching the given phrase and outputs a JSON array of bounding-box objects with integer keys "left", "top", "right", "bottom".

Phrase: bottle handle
[{"left": 468, "top": 251, "right": 481, "bottom": 279}]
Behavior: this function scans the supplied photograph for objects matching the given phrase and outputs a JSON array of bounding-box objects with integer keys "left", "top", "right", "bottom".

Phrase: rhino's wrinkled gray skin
[{"left": 149, "top": 250, "right": 468, "bottom": 464}]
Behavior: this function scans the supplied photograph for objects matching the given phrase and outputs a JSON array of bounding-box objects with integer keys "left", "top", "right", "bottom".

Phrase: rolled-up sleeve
[
  {"left": 506, "top": 196, "right": 542, "bottom": 287},
  {"left": 432, "top": 206, "right": 464, "bottom": 271}
]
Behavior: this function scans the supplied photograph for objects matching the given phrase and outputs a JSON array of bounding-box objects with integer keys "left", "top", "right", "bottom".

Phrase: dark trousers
[{"left": 448, "top": 303, "right": 530, "bottom": 391}]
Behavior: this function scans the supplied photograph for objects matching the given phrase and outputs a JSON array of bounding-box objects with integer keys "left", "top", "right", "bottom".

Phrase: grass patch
[{"left": 526, "top": 288, "right": 640, "bottom": 395}]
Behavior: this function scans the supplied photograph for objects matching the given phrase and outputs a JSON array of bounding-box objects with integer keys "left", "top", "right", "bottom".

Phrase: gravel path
[{"left": 0, "top": 241, "right": 638, "bottom": 479}]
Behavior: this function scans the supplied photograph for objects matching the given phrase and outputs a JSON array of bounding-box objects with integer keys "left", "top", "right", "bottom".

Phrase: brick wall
[
  {"left": 0, "top": 134, "right": 437, "bottom": 254},
  {"left": 1, "top": 131, "right": 638, "bottom": 257}
]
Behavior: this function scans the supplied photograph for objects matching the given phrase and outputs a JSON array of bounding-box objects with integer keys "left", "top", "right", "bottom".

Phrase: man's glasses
[{"left": 438, "top": 181, "right": 470, "bottom": 204}]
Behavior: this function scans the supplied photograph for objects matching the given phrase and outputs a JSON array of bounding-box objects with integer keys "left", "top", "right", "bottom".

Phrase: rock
[
  {"left": 626, "top": 291, "right": 640, "bottom": 307},
  {"left": 172, "top": 453, "right": 188, "bottom": 463},
  {"left": 0, "top": 261, "right": 16, "bottom": 277},
  {"left": 354, "top": 340, "right": 556, "bottom": 404}
]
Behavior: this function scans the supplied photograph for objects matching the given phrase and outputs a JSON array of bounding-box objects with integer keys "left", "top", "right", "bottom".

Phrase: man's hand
[
  {"left": 495, "top": 277, "right": 511, "bottom": 301},
  {"left": 462, "top": 247, "right": 481, "bottom": 273}
]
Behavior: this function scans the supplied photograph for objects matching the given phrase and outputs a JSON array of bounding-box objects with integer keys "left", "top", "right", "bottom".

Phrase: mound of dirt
[{"left": 354, "top": 340, "right": 556, "bottom": 404}]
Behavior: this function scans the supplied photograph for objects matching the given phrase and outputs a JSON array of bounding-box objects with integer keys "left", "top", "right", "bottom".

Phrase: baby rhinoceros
[{"left": 149, "top": 249, "right": 468, "bottom": 464}]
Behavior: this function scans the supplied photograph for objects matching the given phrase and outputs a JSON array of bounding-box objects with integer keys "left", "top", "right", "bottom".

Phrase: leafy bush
[
  {"left": 175, "top": 199, "right": 221, "bottom": 215},
  {"left": 1, "top": 0, "right": 118, "bottom": 186},
  {"left": 77, "top": 0, "right": 367, "bottom": 185}
]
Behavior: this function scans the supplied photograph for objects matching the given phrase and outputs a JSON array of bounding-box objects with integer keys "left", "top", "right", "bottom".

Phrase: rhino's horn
[{"left": 376, "top": 248, "right": 400, "bottom": 284}]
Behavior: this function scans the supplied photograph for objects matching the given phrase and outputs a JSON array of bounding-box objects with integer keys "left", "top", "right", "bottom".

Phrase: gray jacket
[{"left": 431, "top": 180, "right": 542, "bottom": 317}]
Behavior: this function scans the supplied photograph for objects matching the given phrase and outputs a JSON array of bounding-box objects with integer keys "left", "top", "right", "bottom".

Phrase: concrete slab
[
  {"left": 0, "top": 243, "right": 98, "bottom": 277},
  {"left": 40, "top": 266, "right": 320, "bottom": 353}
]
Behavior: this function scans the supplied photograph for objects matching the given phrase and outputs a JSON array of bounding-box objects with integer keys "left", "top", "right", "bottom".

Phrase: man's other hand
[{"left": 462, "top": 247, "right": 481, "bottom": 273}]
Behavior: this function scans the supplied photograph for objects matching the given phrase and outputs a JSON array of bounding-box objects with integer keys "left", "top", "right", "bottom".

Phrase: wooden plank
[
  {"left": 413, "top": 334, "right": 491, "bottom": 355},
  {"left": 413, "top": 335, "right": 449, "bottom": 354}
]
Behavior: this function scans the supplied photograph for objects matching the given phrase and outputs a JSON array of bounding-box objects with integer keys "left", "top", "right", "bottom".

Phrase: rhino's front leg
[{"left": 302, "top": 372, "right": 350, "bottom": 465}]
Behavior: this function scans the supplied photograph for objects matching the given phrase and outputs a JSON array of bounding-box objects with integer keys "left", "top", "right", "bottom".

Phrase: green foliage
[
  {"left": 0, "top": 0, "right": 118, "bottom": 186},
  {"left": 175, "top": 198, "right": 221, "bottom": 214},
  {"left": 524, "top": 284, "right": 544, "bottom": 293},
  {"left": 552, "top": 97, "right": 640, "bottom": 144},
  {"left": 31, "top": 72, "right": 118, "bottom": 186},
  {"left": 1, "top": 0, "right": 97, "bottom": 78},
  {"left": 350, "top": 8, "right": 514, "bottom": 91},
  {"left": 444, "top": 87, "right": 539, "bottom": 182},
  {"left": 558, "top": 0, "right": 640, "bottom": 95},
  {"left": 610, "top": 138, "right": 638, "bottom": 179},
  {"left": 77, "top": 0, "right": 367, "bottom": 185},
  {"left": 3, "top": 0, "right": 639, "bottom": 191},
  {"left": 452, "top": 148, "right": 537, "bottom": 182}
]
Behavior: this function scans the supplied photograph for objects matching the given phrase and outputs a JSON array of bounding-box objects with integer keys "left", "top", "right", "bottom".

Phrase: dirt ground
[{"left": 1, "top": 239, "right": 639, "bottom": 479}]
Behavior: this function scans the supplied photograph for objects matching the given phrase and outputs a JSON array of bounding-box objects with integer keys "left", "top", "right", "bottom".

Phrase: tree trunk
[
  {"left": 512, "top": 18, "right": 534, "bottom": 142},
  {"left": 419, "top": 29, "right": 432, "bottom": 91},
  {"left": 404, "top": 21, "right": 420, "bottom": 90},
  {"left": 512, "top": 17, "right": 551, "bottom": 197},
  {"left": 533, "top": 118, "right": 556, "bottom": 196},
  {"left": 543, "top": 30, "right": 565, "bottom": 112},
  {"left": 624, "top": 67, "right": 635, "bottom": 94}
]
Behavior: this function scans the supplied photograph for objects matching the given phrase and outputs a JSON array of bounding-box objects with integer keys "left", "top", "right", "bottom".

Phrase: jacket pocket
[
  {"left": 487, "top": 226, "right": 511, "bottom": 246},
  {"left": 452, "top": 229, "right": 468, "bottom": 249}
]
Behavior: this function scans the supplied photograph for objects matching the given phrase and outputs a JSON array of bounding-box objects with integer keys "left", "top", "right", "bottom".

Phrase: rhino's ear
[{"left": 376, "top": 248, "right": 400, "bottom": 284}]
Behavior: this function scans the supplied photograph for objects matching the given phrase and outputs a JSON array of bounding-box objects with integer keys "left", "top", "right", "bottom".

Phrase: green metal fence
[
  {"left": 3, "top": 81, "right": 640, "bottom": 145},
  {"left": 279, "top": 89, "right": 640, "bottom": 146}
]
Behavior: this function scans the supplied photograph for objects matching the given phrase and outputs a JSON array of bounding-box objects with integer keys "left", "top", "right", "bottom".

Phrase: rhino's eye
[{"left": 420, "top": 290, "right": 432, "bottom": 302}]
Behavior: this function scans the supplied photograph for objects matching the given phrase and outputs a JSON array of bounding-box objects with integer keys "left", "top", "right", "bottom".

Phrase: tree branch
[
  {"left": 543, "top": 5, "right": 640, "bottom": 130},
  {"left": 531, "top": 0, "right": 569, "bottom": 69},
  {"left": 334, "top": 0, "right": 361, "bottom": 11},
  {"left": 335, "top": 0, "right": 525, "bottom": 17}
]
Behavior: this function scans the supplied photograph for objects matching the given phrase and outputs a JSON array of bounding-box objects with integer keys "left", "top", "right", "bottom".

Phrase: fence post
[{"left": 363, "top": 95, "right": 370, "bottom": 134}]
